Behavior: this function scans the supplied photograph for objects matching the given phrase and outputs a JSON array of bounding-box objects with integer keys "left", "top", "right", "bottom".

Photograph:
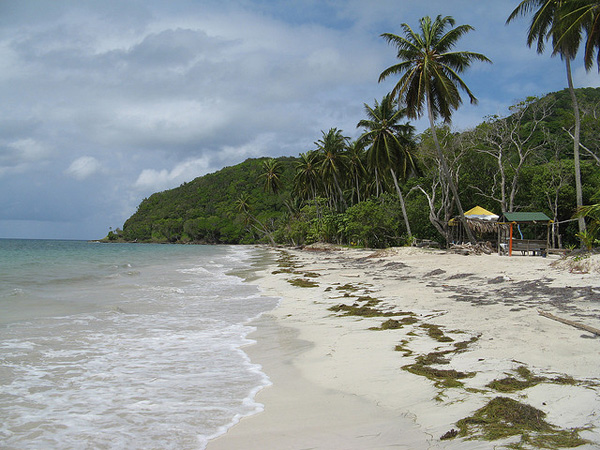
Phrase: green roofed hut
[{"left": 498, "top": 212, "right": 553, "bottom": 256}]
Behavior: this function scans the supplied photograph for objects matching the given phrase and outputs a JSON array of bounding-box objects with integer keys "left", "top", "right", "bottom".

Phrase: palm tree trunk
[
  {"left": 390, "top": 168, "right": 412, "bottom": 239},
  {"left": 374, "top": 168, "right": 381, "bottom": 197},
  {"left": 426, "top": 91, "right": 476, "bottom": 244},
  {"left": 565, "top": 57, "right": 586, "bottom": 237},
  {"left": 332, "top": 171, "right": 347, "bottom": 210}
]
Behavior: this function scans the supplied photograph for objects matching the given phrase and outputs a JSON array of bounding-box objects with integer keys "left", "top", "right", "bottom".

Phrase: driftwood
[
  {"left": 538, "top": 310, "right": 600, "bottom": 336},
  {"left": 450, "top": 242, "right": 494, "bottom": 256}
]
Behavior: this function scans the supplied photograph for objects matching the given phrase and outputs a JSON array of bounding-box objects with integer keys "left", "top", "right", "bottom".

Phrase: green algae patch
[
  {"left": 328, "top": 297, "right": 404, "bottom": 318},
  {"left": 454, "top": 336, "right": 480, "bottom": 351},
  {"left": 399, "top": 328, "right": 479, "bottom": 390},
  {"left": 453, "top": 397, "right": 589, "bottom": 448},
  {"left": 395, "top": 339, "right": 413, "bottom": 356},
  {"left": 403, "top": 363, "right": 475, "bottom": 388},
  {"left": 370, "top": 318, "right": 403, "bottom": 330},
  {"left": 328, "top": 302, "right": 393, "bottom": 317},
  {"left": 276, "top": 251, "right": 301, "bottom": 269},
  {"left": 288, "top": 278, "right": 319, "bottom": 288},
  {"left": 417, "top": 350, "right": 452, "bottom": 366},
  {"left": 487, "top": 366, "right": 587, "bottom": 393},
  {"left": 335, "top": 283, "right": 361, "bottom": 292},
  {"left": 551, "top": 375, "right": 578, "bottom": 386},
  {"left": 303, "top": 271, "right": 321, "bottom": 278},
  {"left": 400, "top": 315, "right": 419, "bottom": 325},
  {"left": 370, "top": 314, "right": 418, "bottom": 330},
  {"left": 487, "top": 366, "right": 545, "bottom": 393},
  {"left": 420, "top": 323, "right": 454, "bottom": 342},
  {"left": 271, "top": 268, "right": 298, "bottom": 275}
]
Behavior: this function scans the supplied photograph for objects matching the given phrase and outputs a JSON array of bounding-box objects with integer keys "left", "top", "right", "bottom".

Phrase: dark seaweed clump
[{"left": 450, "top": 397, "right": 589, "bottom": 448}]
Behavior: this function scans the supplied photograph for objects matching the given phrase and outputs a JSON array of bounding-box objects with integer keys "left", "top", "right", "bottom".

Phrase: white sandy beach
[{"left": 208, "top": 246, "right": 600, "bottom": 449}]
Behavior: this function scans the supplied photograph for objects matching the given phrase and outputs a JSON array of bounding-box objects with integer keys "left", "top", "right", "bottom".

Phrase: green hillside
[
  {"left": 108, "top": 88, "right": 600, "bottom": 248},
  {"left": 117, "top": 157, "right": 297, "bottom": 243}
]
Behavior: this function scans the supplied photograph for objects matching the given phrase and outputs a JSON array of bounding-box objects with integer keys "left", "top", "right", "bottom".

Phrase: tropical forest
[{"left": 107, "top": 9, "right": 600, "bottom": 250}]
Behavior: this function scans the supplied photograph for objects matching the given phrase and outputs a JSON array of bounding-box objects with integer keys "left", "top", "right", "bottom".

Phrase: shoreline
[{"left": 208, "top": 246, "right": 600, "bottom": 449}]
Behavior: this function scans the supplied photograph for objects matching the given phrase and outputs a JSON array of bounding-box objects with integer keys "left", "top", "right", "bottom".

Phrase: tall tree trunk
[
  {"left": 566, "top": 57, "right": 586, "bottom": 237},
  {"left": 374, "top": 167, "right": 381, "bottom": 197},
  {"left": 332, "top": 171, "right": 347, "bottom": 210},
  {"left": 390, "top": 168, "right": 412, "bottom": 239},
  {"left": 426, "top": 91, "right": 477, "bottom": 244}
]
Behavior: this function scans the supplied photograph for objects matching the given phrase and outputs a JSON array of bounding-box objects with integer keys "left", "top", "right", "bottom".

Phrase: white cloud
[
  {"left": 574, "top": 66, "right": 600, "bottom": 88},
  {"left": 0, "top": 138, "right": 52, "bottom": 176},
  {"left": 9, "top": 138, "right": 50, "bottom": 161},
  {"left": 134, "top": 156, "right": 211, "bottom": 192},
  {"left": 65, "top": 156, "right": 102, "bottom": 180}
]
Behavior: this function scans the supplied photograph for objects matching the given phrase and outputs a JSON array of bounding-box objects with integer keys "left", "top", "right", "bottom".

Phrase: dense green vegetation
[
  {"left": 105, "top": 87, "right": 600, "bottom": 248},
  {"left": 108, "top": 8, "right": 600, "bottom": 248}
]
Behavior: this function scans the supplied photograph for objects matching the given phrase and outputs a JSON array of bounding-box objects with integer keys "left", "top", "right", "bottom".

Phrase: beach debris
[
  {"left": 487, "top": 366, "right": 545, "bottom": 392},
  {"left": 302, "top": 242, "right": 344, "bottom": 252},
  {"left": 288, "top": 278, "right": 319, "bottom": 288},
  {"left": 369, "top": 316, "right": 418, "bottom": 330},
  {"left": 487, "top": 275, "right": 511, "bottom": 284},
  {"left": 550, "top": 252, "right": 600, "bottom": 274},
  {"left": 420, "top": 323, "right": 454, "bottom": 342},
  {"left": 446, "top": 272, "right": 475, "bottom": 280},
  {"left": 403, "top": 360, "right": 475, "bottom": 389},
  {"left": 440, "top": 429, "right": 458, "bottom": 440},
  {"left": 538, "top": 310, "right": 600, "bottom": 336},
  {"left": 450, "top": 242, "right": 494, "bottom": 255},
  {"left": 425, "top": 268, "right": 446, "bottom": 277},
  {"left": 328, "top": 297, "right": 409, "bottom": 318},
  {"left": 452, "top": 396, "right": 589, "bottom": 447},
  {"left": 487, "top": 365, "right": 584, "bottom": 393}
]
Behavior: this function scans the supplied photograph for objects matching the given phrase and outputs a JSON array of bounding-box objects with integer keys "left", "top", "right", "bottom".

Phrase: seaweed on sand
[
  {"left": 328, "top": 301, "right": 393, "bottom": 317},
  {"left": 400, "top": 332, "right": 479, "bottom": 390},
  {"left": 403, "top": 362, "right": 475, "bottom": 389},
  {"left": 451, "top": 397, "right": 589, "bottom": 448},
  {"left": 487, "top": 366, "right": 591, "bottom": 393},
  {"left": 370, "top": 315, "right": 418, "bottom": 330},
  {"left": 329, "top": 295, "right": 415, "bottom": 318},
  {"left": 335, "top": 283, "right": 361, "bottom": 292},
  {"left": 487, "top": 366, "right": 545, "bottom": 393},
  {"left": 420, "top": 323, "right": 454, "bottom": 342},
  {"left": 276, "top": 251, "right": 301, "bottom": 269},
  {"left": 288, "top": 278, "right": 319, "bottom": 288}
]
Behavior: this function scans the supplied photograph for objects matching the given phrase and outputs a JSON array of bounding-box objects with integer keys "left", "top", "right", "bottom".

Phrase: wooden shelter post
[{"left": 509, "top": 222, "right": 513, "bottom": 256}]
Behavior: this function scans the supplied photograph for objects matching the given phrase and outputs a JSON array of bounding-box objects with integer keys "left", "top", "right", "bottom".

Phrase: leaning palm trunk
[
  {"left": 389, "top": 168, "right": 412, "bottom": 239},
  {"left": 426, "top": 91, "right": 476, "bottom": 244},
  {"left": 565, "top": 57, "right": 586, "bottom": 237}
]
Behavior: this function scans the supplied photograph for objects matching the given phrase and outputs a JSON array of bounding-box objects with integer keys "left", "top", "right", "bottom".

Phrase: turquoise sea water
[{"left": 0, "top": 240, "right": 278, "bottom": 449}]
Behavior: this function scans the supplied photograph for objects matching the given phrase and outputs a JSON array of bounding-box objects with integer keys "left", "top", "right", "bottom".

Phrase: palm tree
[
  {"left": 581, "top": 1, "right": 600, "bottom": 69},
  {"left": 293, "top": 151, "right": 321, "bottom": 205},
  {"left": 379, "top": 15, "right": 491, "bottom": 244},
  {"left": 235, "top": 193, "right": 276, "bottom": 246},
  {"left": 575, "top": 201, "right": 600, "bottom": 249},
  {"left": 356, "top": 94, "right": 417, "bottom": 238},
  {"left": 556, "top": 0, "right": 600, "bottom": 70},
  {"left": 345, "top": 140, "right": 367, "bottom": 205},
  {"left": 315, "top": 128, "right": 349, "bottom": 210},
  {"left": 260, "top": 158, "right": 283, "bottom": 194},
  {"left": 507, "top": 1, "right": 587, "bottom": 236}
]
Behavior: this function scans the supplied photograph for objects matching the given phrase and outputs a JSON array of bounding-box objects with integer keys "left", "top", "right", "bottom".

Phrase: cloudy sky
[{"left": 1, "top": 0, "right": 598, "bottom": 240}]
